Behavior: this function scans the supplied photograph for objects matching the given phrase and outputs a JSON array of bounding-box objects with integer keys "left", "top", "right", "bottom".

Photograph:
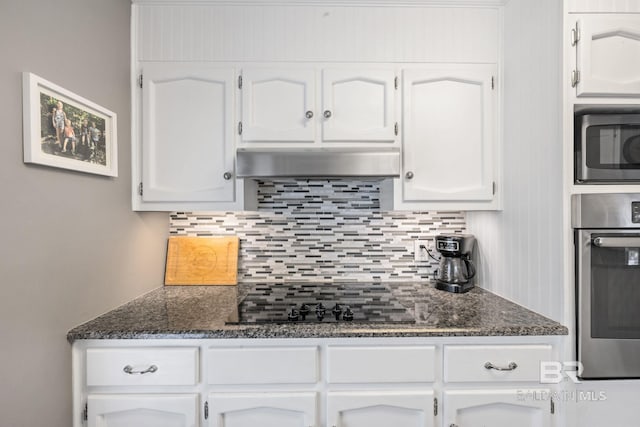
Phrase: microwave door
[{"left": 576, "top": 114, "right": 640, "bottom": 183}]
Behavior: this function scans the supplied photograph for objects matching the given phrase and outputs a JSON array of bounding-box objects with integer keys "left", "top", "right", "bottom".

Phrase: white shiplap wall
[
  {"left": 135, "top": 4, "right": 499, "bottom": 63},
  {"left": 467, "top": 0, "right": 564, "bottom": 322}
]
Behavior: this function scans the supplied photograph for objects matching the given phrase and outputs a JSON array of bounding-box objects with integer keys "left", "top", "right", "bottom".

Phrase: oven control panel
[{"left": 633, "top": 202, "right": 640, "bottom": 223}]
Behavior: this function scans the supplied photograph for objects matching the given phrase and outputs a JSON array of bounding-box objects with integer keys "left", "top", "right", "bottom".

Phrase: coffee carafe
[{"left": 431, "top": 234, "right": 476, "bottom": 293}]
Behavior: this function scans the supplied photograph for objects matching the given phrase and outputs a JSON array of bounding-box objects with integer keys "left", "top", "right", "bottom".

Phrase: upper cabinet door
[
  {"left": 575, "top": 15, "right": 640, "bottom": 97},
  {"left": 322, "top": 69, "right": 397, "bottom": 142},
  {"left": 402, "top": 65, "right": 496, "bottom": 202},
  {"left": 142, "top": 63, "right": 235, "bottom": 202},
  {"left": 241, "top": 69, "right": 316, "bottom": 142}
]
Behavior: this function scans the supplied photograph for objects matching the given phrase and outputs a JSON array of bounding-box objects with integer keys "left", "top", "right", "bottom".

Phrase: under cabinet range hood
[{"left": 236, "top": 147, "right": 400, "bottom": 178}]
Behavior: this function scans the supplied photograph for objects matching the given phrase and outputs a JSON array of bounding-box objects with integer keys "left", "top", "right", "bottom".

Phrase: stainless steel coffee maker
[{"left": 430, "top": 234, "right": 477, "bottom": 293}]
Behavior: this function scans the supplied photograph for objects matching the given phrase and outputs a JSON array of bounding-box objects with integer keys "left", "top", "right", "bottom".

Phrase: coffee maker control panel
[{"left": 437, "top": 240, "right": 459, "bottom": 252}]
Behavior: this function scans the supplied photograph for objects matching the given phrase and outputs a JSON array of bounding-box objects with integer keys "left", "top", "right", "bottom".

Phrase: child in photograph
[
  {"left": 89, "top": 121, "right": 101, "bottom": 150},
  {"left": 62, "top": 119, "right": 77, "bottom": 155},
  {"left": 80, "top": 119, "right": 89, "bottom": 147},
  {"left": 51, "top": 101, "right": 66, "bottom": 146}
]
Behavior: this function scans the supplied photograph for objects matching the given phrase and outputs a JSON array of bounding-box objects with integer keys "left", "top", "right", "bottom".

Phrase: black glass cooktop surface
[{"left": 231, "top": 283, "right": 415, "bottom": 324}]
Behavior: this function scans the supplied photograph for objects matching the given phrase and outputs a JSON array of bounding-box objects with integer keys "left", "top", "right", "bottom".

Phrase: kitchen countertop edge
[{"left": 66, "top": 284, "right": 568, "bottom": 343}]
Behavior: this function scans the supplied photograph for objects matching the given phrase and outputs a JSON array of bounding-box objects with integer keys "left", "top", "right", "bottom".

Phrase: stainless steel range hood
[{"left": 236, "top": 147, "right": 400, "bottom": 178}]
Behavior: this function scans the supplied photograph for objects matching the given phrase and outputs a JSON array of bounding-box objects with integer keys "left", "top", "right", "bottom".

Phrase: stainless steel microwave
[{"left": 575, "top": 113, "right": 640, "bottom": 184}]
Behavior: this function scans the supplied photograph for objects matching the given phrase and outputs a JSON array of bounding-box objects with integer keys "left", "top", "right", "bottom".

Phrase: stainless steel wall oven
[{"left": 573, "top": 193, "right": 640, "bottom": 379}]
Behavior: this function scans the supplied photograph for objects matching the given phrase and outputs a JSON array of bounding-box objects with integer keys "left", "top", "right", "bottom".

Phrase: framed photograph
[{"left": 22, "top": 72, "right": 118, "bottom": 177}]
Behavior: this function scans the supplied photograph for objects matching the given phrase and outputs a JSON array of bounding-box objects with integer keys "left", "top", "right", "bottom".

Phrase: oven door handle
[{"left": 592, "top": 237, "right": 640, "bottom": 248}]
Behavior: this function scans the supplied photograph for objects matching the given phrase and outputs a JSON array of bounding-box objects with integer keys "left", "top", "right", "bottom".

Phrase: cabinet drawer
[
  {"left": 207, "top": 347, "right": 318, "bottom": 384},
  {"left": 86, "top": 347, "right": 199, "bottom": 386},
  {"left": 444, "top": 345, "right": 552, "bottom": 383},
  {"left": 327, "top": 346, "right": 436, "bottom": 383}
]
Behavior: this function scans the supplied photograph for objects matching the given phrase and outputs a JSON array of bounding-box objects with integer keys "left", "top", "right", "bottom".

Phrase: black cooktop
[{"left": 231, "top": 283, "right": 415, "bottom": 324}]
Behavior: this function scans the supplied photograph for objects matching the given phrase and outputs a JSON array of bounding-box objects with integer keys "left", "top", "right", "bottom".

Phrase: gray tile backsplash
[{"left": 169, "top": 179, "right": 466, "bottom": 283}]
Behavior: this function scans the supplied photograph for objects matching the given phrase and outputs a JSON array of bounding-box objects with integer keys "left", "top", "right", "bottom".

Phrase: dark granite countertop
[{"left": 67, "top": 282, "right": 567, "bottom": 342}]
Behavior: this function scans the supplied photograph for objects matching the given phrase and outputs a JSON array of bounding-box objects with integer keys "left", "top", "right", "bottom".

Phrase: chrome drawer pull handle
[
  {"left": 484, "top": 361, "right": 518, "bottom": 371},
  {"left": 123, "top": 364, "right": 158, "bottom": 375}
]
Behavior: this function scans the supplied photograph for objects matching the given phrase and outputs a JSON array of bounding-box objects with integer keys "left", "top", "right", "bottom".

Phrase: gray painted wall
[{"left": 0, "top": 0, "right": 169, "bottom": 425}]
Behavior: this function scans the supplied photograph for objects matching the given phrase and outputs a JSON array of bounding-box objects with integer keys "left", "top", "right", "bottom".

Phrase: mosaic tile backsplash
[{"left": 169, "top": 180, "right": 466, "bottom": 284}]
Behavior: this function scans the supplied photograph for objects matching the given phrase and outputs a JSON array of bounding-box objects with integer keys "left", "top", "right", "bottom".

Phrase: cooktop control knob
[
  {"left": 299, "top": 304, "right": 310, "bottom": 321},
  {"left": 287, "top": 308, "right": 299, "bottom": 321},
  {"left": 331, "top": 303, "right": 343, "bottom": 320},
  {"left": 315, "top": 303, "right": 326, "bottom": 321},
  {"left": 343, "top": 306, "right": 354, "bottom": 321}
]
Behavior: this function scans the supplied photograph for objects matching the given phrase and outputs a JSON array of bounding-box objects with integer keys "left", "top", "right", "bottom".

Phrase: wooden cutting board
[{"left": 164, "top": 236, "right": 239, "bottom": 286}]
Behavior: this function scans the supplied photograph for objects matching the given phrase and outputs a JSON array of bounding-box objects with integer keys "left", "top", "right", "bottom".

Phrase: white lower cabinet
[
  {"left": 443, "top": 389, "right": 552, "bottom": 427},
  {"left": 207, "top": 392, "right": 317, "bottom": 427},
  {"left": 443, "top": 345, "right": 555, "bottom": 427},
  {"left": 327, "top": 391, "right": 435, "bottom": 427},
  {"left": 87, "top": 394, "right": 199, "bottom": 427},
  {"left": 73, "top": 339, "right": 561, "bottom": 427}
]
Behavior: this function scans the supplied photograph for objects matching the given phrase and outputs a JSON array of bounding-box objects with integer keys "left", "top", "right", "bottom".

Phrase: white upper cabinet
[
  {"left": 568, "top": 0, "right": 640, "bottom": 14},
  {"left": 573, "top": 15, "right": 640, "bottom": 97},
  {"left": 241, "top": 69, "right": 316, "bottom": 142},
  {"left": 322, "top": 69, "right": 397, "bottom": 142},
  {"left": 397, "top": 64, "right": 497, "bottom": 209},
  {"left": 240, "top": 67, "right": 397, "bottom": 145},
  {"left": 139, "top": 63, "right": 240, "bottom": 209}
]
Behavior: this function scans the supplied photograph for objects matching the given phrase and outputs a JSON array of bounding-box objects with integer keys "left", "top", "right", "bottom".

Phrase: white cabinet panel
[
  {"left": 208, "top": 392, "right": 316, "bottom": 427},
  {"left": 207, "top": 346, "right": 318, "bottom": 385},
  {"left": 400, "top": 64, "right": 496, "bottom": 205},
  {"left": 575, "top": 15, "right": 640, "bottom": 97},
  {"left": 241, "top": 68, "right": 316, "bottom": 142},
  {"left": 327, "top": 345, "right": 435, "bottom": 383},
  {"left": 141, "top": 63, "right": 235, "bottom": 203},
  {"left": 86, "top": 347, "right": 199, "bottom": 387},
  {"left": 322, "top": 69, "right": 396, "bottom": 142},
  {"left": 87, "top": 394, "right": 198, "bottom": 427},
  {"left": 444, "top": 389, "right": 552, "bottom": 427},
  {"left": 241, "top": 67, "right": 397, "bottom": 144},
  {"left": 444, "top": 345, "right": 552, "bottom": 383},
  {"left": 135, "top": 5, "right": 499, "bottom": 63},
  {"left": 327, "top": 391, "right": 435, "bottom": 427}
]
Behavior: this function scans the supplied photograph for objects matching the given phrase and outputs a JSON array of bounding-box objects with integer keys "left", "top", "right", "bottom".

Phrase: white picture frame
[{"left": 22, "top": 72, "right": 118, "bottom": 177}]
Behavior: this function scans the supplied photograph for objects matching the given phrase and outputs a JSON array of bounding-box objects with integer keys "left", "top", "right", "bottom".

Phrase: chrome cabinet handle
[
  {"left": 405, "top": 171, "right": 414, "bottom": 180},
  {"left": 223, "top": 172, "right": 233, "bottom": 180},
  {"left": 123, "top": 364, "right": 158, "bottom": 375},
  {"left": 484, "top": 361, "right": 518, "bottom": 371},
  {"left": 305, "top": 110, "right": 314, "bottom": 119},
  {"left": 323, "top": 110, "right": 332, "bottom": 119}
]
